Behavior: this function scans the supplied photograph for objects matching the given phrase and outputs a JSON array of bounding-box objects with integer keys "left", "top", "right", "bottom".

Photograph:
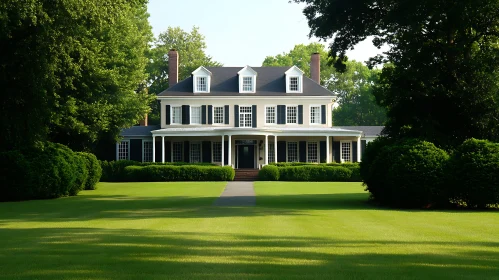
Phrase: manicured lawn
[{"left": 0, "top": 182, "right": 497, "bottom": 280}]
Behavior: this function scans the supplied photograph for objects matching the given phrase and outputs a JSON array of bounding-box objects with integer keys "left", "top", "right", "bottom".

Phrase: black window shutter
[
  {"left": 202, "top": 141, "right": 211, "bottom": 163},
  {"left": 353, "top": 141, "right": 358, "bottom": 162},
  {"left": 182, "top": 105, "right": 190, "bottom": 124},
  {"left": 277, "top": 141, "right": 286, "bottom": 162},
  {"left": 333, "top": 141, "right": 341, "bottom": 163},
  {"left": 298, "top": 105, "right": 303, "bottom": 124},
  {"left": 224, "top": 105, "right": 229, "bottom": 124},
  {"left": 165, "top": 105, "right": 171, "bottom": 125},
  {"left": 277, "top": 105, "right": 285, "bottom": 124},
  {"left": 234, "top": 105, "right": 239, "bottom": 127},
  {"left": 321, "top": 105, "right": 326, "bottom": 124},
  {"left": 208, "top": 105, "right": 213, "bottom": 125},
  {"left": 130, "top": 139, "right": 142, "bottom": 162},
  {"left": 166, "top": 141, "right": 172, "bottom": 162},
  {"left": 224, "top": 141, "right": 229, "bottom": 165},
  {"left": 299, "top": 141, "right": 306, "bottom": 162},
  {"left": 252, "top": 105, "right": 257, "bottom": 128},
  {"left": 184, "top": 141, "right": 190, "bottom": 162},
  {"left": 201, "top": 105, "right": 207, "bottom": 124},
  {"left": 320, "top": 141, "right": 327, "bottom": 163},
  {"left": 361, "top": 140, "right": 367, "bottom": 161}
]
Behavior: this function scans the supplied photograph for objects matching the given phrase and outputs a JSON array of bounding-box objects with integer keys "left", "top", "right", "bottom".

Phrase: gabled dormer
[
  {"left": 285, "top": 66, "right": 304, "bottom": 93},
  {"left": 237, "top": 66, "right": 257, "bottom": 93},
  {"left": 192, "top": 66, "right": 212, "bottom": 93}
]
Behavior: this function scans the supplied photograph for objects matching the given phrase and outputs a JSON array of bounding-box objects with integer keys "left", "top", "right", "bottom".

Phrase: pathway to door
[{"left": 213, "top": 181, "right": 256, "bottom": 207}]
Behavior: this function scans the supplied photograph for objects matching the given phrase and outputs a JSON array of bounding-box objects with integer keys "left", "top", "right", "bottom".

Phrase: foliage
[
  {"left": 268, "top": 162, "right": 360, "bottom": 182},
  {"left": 258, "top": 165, "right": 280, "bottom": 181},
  {"left": 0, "top": 151, "right": 32, "bottom": 202},
  {"left": 278, "top": 166, "right": 352, "bottom": 182},
  {"left": 147, "top": 26, "right": 222, "bottom": 124},
  {"left": 359, "top": 137, "right": 395, "bottom": 188},
  {"left": 296, "top": 0, "right": 499, "bottom": 147},
  {"left": 77, "top": 152, "right": 102, "bottom": 190},
  {"left": 72, "top": 152, "right": 89, "bottom": 196},
  {"left": 365, "top": 139, "right": 449, "bottom": 208},
  {"left": 123, "top": 165, "right": 235, "bottom": 182},
  {"left": 0, "top": 0, "right": 154, "bottom": 152},
  {"left": 446, "top": 139, "right": 499, "bottom": 208}
]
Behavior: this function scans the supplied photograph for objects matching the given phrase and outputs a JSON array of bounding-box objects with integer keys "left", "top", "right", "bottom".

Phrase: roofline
[{"left": 157, "top": 96, "right": 337, "bottom": 100}]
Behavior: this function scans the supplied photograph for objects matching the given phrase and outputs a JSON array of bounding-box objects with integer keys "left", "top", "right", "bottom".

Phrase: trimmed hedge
[
  {"left": 123, "top": 165, "right": 235, "bottom": 182},
  {"left": 279, "top": 166, "right": 352, "bottom": 182},
  {"left": 265, "top": 162, "right": 360, "bottom": 182},
  {"left": 77, "top": 152, "right": 102, "bottom": 190},
  {"left": 446, "top": 139, "right": 499, "bottom": 208},
  {"left": 258, "top": 165, "right": 280, "bottom": 181}
]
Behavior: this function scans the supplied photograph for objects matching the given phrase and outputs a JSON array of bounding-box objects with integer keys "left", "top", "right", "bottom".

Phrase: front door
[{"left": 237, "top": 145, "right": 255, "bottom": 169}]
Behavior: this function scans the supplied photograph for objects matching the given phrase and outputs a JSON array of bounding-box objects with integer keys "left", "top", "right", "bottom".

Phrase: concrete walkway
[{"left": 213, "top": 182, "right": 256, "bottom": 207}]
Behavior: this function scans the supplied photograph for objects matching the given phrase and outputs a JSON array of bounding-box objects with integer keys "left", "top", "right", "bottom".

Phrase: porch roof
[{"left": 150, "top": 127, "right": 363, "bottom": 137}]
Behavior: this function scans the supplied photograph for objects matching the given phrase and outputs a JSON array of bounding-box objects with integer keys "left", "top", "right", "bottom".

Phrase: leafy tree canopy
[{"left": 296, "top": 0, "right": 499, "bottom": 147}]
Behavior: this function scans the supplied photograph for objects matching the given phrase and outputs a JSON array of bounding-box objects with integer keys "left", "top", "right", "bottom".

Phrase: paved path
[{"left": 213, "top": 182, "right": 256, "bottom": 207}]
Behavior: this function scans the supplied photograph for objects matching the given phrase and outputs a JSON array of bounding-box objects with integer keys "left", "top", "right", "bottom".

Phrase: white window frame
[
  {"left": 172, "top": 141, "right": 183, "bottom": 162},
  {"left": 240, "top": 76, "right": 255, "bottom": 93},
  {"left": 239, "top": 105, "right": 253, "bottom": 128},
  {"left": 194, "top": 76, "right": 209, "bottom": 93},
  {"left": 310, "top": 105, "right": 321, "bottom": 125},
  {"left": 117, "top": 140, "right": 130, "bottom": 160},
  {"left": 190, "top": 106, "right": 201, "bottom": 125},
  {"left": 286, "top": 141, "right": 299, "bottom": 162},
  {"left": 213, "top": 106, "right": 225, "bottom": 125},
  {"left": 190, "top": 142, "right": 202, "bottom": 163},
  {"left": 286, "top": 105, "right": 298, "bottom": 124},
  {"left": 307, "top": 141, "right": 319, "bottom": 163},
  {"left": 288, "top": 76, "right": 302, "bottom": 92},
  {"left": 340, "top": 140, "right": 352, "bottom": 163},
  {"left": 265, "top": 105, "right": 277, "bottom": 125},
  {"left": 212, "top": 142, "right": 222, "bottom": 163},
  {"left": 171, "top": 106, "right": 182, "bottom": 125},
  {"left": 142, "top": 140, "right": 153, "bottom": 162}
]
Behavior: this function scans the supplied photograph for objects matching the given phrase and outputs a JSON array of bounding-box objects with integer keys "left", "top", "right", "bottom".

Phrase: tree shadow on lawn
[{"left": 0, "top": 228, "right": 497, "bottom": 280}]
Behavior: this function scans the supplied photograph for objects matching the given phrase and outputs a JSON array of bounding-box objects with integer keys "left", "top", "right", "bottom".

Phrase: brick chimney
[
  {"left": 138, "top": 114, "right": 148, "bottom": 126},
  {"left": 168, "top": 49, "right": 178, "bottom": 87},
  {"left": 311, "top": 52, "right": 320, "bottom": 84}
]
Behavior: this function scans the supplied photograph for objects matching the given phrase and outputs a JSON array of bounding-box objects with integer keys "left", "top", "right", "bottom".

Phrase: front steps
[{"left": 234, "top": 169, "right": 259, "bottom": 181}]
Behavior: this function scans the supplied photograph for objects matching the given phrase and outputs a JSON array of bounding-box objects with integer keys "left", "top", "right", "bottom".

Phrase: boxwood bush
[
  {"left": 123, "top": 165, "right": 235, "bottom": 182},
  {"left": 77, "top": 152, "right": 102, "bottom": 190},
  {"left": 278, "top": 166, "right": 352, "bottom": 182},
  {"left": 258, "top": 165, "right": 280, "bottom": 181},
  {"left": 446, "top": 139, "right": 499, "bottom": 208}
]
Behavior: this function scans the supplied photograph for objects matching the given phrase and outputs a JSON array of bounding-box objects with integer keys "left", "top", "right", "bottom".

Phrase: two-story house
[{"left": 117, "top": 50, "right": 383, "bottom": 168}]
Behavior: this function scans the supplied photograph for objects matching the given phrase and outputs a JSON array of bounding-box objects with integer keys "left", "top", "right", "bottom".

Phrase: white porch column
[
  {"left": 228, "top": 135, "right": 232, "bottom": 167},
  {"left": 152, "top": 136, "right": 156, "bottom": 162},
  {"left": 274, "top": 135, "right": 278, "bottom": 163},
  {"left": 264, "top": 135, "right": 269, "bottom": 165},
  {"left": 357, "top": 136, "right": 361, "bottom": 162},
  {"left": 221, "top": 135, "right": 225, "bottom": 167},
  {"left": 326, "top": 135, "right": 330, "bottom": 163},
  {"left": 161, "top": 136, "right": 165, "bottom": 163}
]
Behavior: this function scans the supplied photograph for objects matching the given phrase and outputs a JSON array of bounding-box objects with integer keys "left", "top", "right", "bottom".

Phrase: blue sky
[{"left": 147, "top": 0, "right": 383, "bottom": 67}]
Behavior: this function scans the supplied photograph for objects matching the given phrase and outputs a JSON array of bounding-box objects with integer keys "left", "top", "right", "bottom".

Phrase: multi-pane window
[
  {"left": 214, "top": 106, "right": 224, "bottom": 124},
  {"left": 190, "top": 142, "right": 201, "bottom": 163},
  {"left": 190, "top": 106, "right": 201, "bottom": 124},
  {"left": 286, "top": 106, "right": 297, "bottom": 124},
  {"left": 196, "top": 76, "right": 207, "bottom": 92},
  {"left": 212, "top": 142, "right": 222, "bottom": 162},
  {"left": 310, "top": 106, "right": 321, "bottom": 124},
  {"left": 266, "top": 106, "right": 276, "bottom": 124},
  {"left": 242, "top": 77, "right": 253, "bottom": 92},
  {"left": 143, "top": 141, "right": 153, "bottom": 162},
  {"left": 171, "top": 106, "right": 182, "bottom": 124},
  {"left": 118, "top": 141, "right": 129, "bottom": 160},
  {"left": 289, "top": 77, "right": 299, "bottom": 91},
  {"left": 239, "top": 106, "right": 252, "bottom": 127},
  {"left": 341, "top": 141, "right": 352, "bottom": 162},
  {"left": 172, "top": 142, "right": 183, "bottom": 162},
  {"left": 307, "top": 142, "right": 318, "bottom": 163},
  {"left": 287, "top": 142, "right": 298, "bottom": 162},
  {"left": 268, "top": 143, "right": 275, "bottom": 163}
]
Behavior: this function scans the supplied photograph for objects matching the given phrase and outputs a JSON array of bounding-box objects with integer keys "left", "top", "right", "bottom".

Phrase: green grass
[{"left": 0, "top": 182, "right": 498, "bottom": 280}]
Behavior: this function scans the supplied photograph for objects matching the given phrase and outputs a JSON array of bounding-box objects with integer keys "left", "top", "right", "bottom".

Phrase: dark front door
[{"left": 237, "top": 145, "right": 255, "bottom": 169}]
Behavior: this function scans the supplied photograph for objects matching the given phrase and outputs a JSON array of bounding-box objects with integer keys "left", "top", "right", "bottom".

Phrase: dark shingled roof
[
  {"left": 157, "top": 67, "right": 334, "bottom": 97},
  {"left": 337, "top": 126, "right": 384, "bottom": 137},
  {"left": 120, "top": 125, "right": 160, "bottom": 137}
]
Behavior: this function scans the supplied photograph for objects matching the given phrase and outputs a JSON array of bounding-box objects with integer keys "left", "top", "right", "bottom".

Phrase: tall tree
[
  {"left": 296, "top": 0, "right": 499, "bottom": 148},
  {"left": 147, "top": 27, "right": 222, "bottom": 124},
  {"left": 0, "top": 0, "right": 154, "bottom": 152},
  {"left": 263, "top": 44, "right": 386, "bottom": 125}
]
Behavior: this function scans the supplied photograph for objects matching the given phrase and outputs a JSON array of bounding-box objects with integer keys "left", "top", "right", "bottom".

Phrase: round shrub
[
  {"left": 367, "top": 139, "right": 449, "bottom": 208},
  {"left": 0, "top": 150, "right": 32, "bottom": 201},
  {"left": 77, "top": 152, "right": 102, "bottom": 190},
  {"left": 72, "top": 153, "right": 88, "bottom": 195},
  {"left": 258, "top": 165, "right": 280, "bottom": 181},
  {"left": 446, "top": 139, "right": 499, "bottom": 208}
]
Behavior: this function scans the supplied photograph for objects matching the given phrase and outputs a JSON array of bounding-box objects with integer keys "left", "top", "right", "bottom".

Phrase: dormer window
[
  {"left": 192, "top": 66, "right": 212, "bottom": 93},
  {"left": 238, "top": 66, "right": 257, "bottom": 93},
  {"left": 285, "top": 66, "right": 304, "bottom": 93}
]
